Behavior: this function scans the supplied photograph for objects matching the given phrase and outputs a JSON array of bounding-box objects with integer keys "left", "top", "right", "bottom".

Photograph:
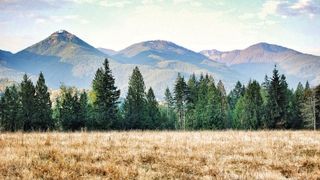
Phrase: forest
[{"left": 0, "top": 58, "right": 319, "bottom": 131}]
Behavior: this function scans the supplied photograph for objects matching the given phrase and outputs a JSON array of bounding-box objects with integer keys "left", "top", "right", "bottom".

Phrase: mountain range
[{"left": 0, "top": 30, "right": 319, "bottom": 98}]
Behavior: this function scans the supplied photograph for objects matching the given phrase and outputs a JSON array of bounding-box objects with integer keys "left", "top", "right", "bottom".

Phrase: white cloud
[
  {"left": 259, "top": 0, "right": 281, "bottom": 19},
  {"left": 260, "top": 0, "right": 320, "bottom": 19}
]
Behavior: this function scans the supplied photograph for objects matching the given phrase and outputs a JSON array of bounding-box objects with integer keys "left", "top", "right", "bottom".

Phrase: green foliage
[
  {"left": 174, "top": 73, "right": 188, "bottom": 129},
  {"left": 228, "top": 81, "right": 245, "bottom": 111},
  {"left": 146, "top": 88, "right": 161, "bottom": 129},
  {"left": 264, "top": 66, "right": 289, "bottom": 129},
  {"left": 0, "top": 85, "right": 22, "bottom": 131},
  {"left": 163, "top": 87, "right": 177, "bottom": 129},
  {"left": 123, "top": 67, "right": 148, "bottom": 129},
  {"left": 34, "top": 72, "right": 53, "bottom": 131},
  {"left": 1, "top": 59, "right": 317, "bottom": 131},
  {"left": 54, "top": 86, "right": 86, "bottom": 131},
  {"left": 92, "top": 58, "right": 120, "bottom": 130},
  {"left": 301, "top": 83, "right": 316, "bottom": 129},
  {"left": 288, "top": 83, "right": 304, "bottom": 129},
  {"left": 20, "top": 74, "right": 36, "bottom": 131},
  {"left": 233, "top": 80, "right": 263, "bottom": 129}
]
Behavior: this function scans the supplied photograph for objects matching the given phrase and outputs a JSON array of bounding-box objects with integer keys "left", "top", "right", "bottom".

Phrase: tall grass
[{"left": 0, "top": 131, "right": 319, "bottom": 179}]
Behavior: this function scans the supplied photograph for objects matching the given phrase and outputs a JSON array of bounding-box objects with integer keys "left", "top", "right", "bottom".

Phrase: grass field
[{"left": 0, "top": 131, "right": 319, "bottom": 179}]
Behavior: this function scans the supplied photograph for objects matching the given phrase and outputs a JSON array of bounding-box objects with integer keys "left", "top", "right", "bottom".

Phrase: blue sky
[{"left": 1, "top": 0, "right": 320, "bottom": 55}]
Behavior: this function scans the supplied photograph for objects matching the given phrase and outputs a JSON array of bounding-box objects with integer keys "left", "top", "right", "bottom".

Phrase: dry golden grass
[{"left": 0, "top": 131, "right": 319, "bottom": 179}]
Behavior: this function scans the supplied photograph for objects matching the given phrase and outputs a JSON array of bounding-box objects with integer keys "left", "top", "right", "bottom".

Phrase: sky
[{"left": 0, "top": 0, "right": 320, "bottom": 55}]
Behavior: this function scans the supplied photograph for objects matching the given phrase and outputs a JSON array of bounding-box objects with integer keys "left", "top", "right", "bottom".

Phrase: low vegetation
[{"left": 0, "top": 131, "right": 319, "bottom": 179}]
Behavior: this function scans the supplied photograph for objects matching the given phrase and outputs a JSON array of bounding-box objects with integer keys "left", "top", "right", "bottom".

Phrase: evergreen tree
[
  {"left": 123, "top": 67, "right": 147, "bottom": 129},
  {"left": 164, "top": 87, "right": 174, "bottom": 109},
  {"left": 146, "top": 87, "right": 160, "bottom": 129},
  {"left": 163, "top": 87, "right": 177, "bottom": 129},
  {"left": 217, "top": 80, "right": 230, "bottom": 129},
  {"left": 174, "top": 73, "right": 188, "bottom": 129},
  {"left": 289, "top": 83, "right": 304, "bottom": 129},
  {"left": 265, "top": 66, "right": 289, "bottom": 129},
  {"left": 232, "top": 96, "right": 245, "bottom": 129},
  {"left": 34, "top": 72, "right": 53, "bottom": 131},
  {"left": 302, "top": 86, "right": 315, "bottom": 129},
  {"left": 92, "top": 58, "right": 120, "bottom": 130},
  {"left": 186, "top": 73, "right": 198, "bottom": 129},
  {"left": 228, "top": 81, "right": 245, "bottom": 110},
  {"left": 55, "top": 86, "right": 85, "bottom": 131},
  {"left": 228, "top": 81, "right": 246, "bottom": 128},
  {"left": 236, "top": 80, "right": 263, "bottom": 129},
  {"left": 0, "top": 85, "right": 22, "bottom": 131},
  {"left": 194, "top": 74, "right": 210, "bottom": 129},
  {"left": 78, "top": 91, "right": 88, "bottom": 130},
  {"left": 19, "top": 74, "right": 35, "bottom": 131}
]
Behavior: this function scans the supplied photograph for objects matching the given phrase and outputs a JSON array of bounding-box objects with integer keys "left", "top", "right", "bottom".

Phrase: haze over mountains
[
  {"left": 0, "top": 30, "right": 319, "bottom": 98},
  {"left": 200, "top": 43, "right": 320, "bottom": 86}
]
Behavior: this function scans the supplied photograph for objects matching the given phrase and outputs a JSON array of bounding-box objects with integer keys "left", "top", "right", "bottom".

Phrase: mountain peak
[
  {"left": 247, "top": 42, "right": 292, "bottom": 53},
  {"left": 48, "top": 30, "right": 77, "bottom": 44},
  {"left": 16, "top": 30, "right": 103, "bottom": 58}
]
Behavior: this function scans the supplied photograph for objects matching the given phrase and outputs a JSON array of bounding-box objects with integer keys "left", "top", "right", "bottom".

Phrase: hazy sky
[{"left": 1, "top": 0, "right": 320, "bottom": 55}]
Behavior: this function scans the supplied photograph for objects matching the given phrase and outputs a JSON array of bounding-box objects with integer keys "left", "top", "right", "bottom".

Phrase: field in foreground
[{"left": 0, "top": 131, "right": 319, "bottom": 179}]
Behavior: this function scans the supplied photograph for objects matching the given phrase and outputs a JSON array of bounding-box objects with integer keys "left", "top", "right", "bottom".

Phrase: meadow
[{"left": 0, "top": 131, "right": 319, "bottom": 179}]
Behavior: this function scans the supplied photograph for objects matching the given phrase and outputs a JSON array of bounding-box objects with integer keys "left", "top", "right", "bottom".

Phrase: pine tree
[
  {"left": 78, "top": 91, "right": 88, "bottom": 130},
  {"left": 186, "top": 73, "right": 198, "bottom": 129},
  {"left": 123, "top": 67, "right": 147, "bottom": 129},
  {"left": 289, "top": 82, "right": 304, "bottom": 129},
  {"left": 194, "top": 74, "right": 209, "bottom": 129},
  {"left": 265, "top": 66, "right": 289, "bottom": 129},
  {"left": 302, "top": 86, "right": 315, "bottom": 129},
  {"left": 228, "top": 81, "right": 246, "bottom": 128},
  {"left": 228, "top": 81, "right": 245, "bottom": 111},
  {"left": 20, "top": 74, "right": 36, "bottom": 131},
  {"left": 34, "top": 72, "right": 53, "bottom": 131},
  {"left": 174, "top": 73, "right": 188, "bottom": 129},
  {"left": 164, "top": 87, "right": 174, "bottom": 110},
  {"left": 92, "top": 58, "right": 120, "bottom": 130},
  {"left": 163, "top": 87, "right": 177, "bottom": 129},
  {"left": 240, "top": 80, "right": 263, "bottom": 129},
  {"left": 55, "top": 86, "right": 79, "bottom": 131},
  {"left": 0, "top": 85, "right": 22, "bottom": 131},
  {"left": 146, "top": 87, "right": 160, "bottom": 129},
  {"left": 217, "top": 80, "right": 230, "bottom": 129}
]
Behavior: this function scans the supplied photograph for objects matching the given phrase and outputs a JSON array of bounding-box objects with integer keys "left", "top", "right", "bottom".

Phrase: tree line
[{"left": 0, "top": 59, "right": 319, "bottom": 131}]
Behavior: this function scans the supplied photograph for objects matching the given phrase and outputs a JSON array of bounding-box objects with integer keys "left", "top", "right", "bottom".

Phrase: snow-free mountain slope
[
  {"left": 200, "top": 42, "right": 320, "bottom": 86},
  {"left": 98, "top": 48, "right": 117, "bottom": 56},
  {"left": 0, "top": 31, "right": 241, "bottom": 98}
]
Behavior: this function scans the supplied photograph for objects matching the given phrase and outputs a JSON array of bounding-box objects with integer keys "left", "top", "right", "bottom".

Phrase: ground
[{"left": 0, "top": 131, "right": 319, "bottom": 179}]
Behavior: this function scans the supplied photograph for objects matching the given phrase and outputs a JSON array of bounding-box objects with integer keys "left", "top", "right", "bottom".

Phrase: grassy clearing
[{"left": 0, "top": 131, "right": 319, "bottom": 179}]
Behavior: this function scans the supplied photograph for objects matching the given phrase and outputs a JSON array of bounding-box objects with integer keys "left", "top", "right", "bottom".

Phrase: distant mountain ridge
[
  {"left": 200, "top": 42, "right": 320, "bottom": 86},
  {"left": 0, "top": 30, "right": 240, "bottom": 98},
  {"left": 0, "top": 30, "right": 319, "bottom": 98},
  {"left": 98, "top": 48, "right": 117, "bottom": 56}
]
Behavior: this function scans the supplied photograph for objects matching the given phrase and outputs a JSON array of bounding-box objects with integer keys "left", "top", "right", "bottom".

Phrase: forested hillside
[{"left": 0, "top": 58, "right": 319, "bottom": 131}]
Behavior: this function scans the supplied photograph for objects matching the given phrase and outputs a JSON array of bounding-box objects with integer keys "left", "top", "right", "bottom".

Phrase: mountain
[
  {"left": 110, "top": 40, "right": 241, "bottom": 93},
  {"left": 0, "top": 50, "right": 13, "bottom": 60},
  {"left": 98, "top": 48, "right": 117, "bottom": 56},
  {"left": 2, "top": 30, "right": 107, "bottom": 88},
  {"left": 0, "top": 31, "right": 241, "bottom": 98},
  {"left": 5, "top": 31, "right": 319, "bottom": 98},
  {"left": 114, "top": 40, "right": 210, "bottom": 65},
  {"left": 200, "top": 42, "right": 320, "bottom": 87}
]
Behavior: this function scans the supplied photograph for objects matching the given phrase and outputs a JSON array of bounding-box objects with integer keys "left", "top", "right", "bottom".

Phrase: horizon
[
  {"left": 1, "top": 0, "right": 320, "bottom": 55},
  {"left": 3, "top": 29, "right": 313, "bottom": 55}
]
